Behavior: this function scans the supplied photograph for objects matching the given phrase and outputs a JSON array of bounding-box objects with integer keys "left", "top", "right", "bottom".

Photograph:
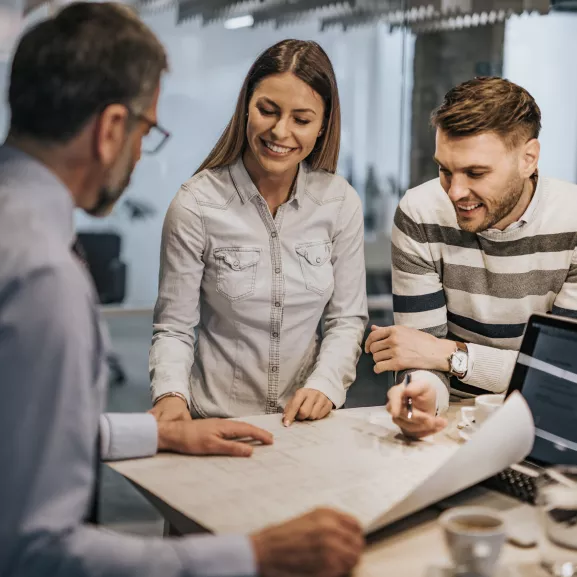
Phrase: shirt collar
[
  {"left": 517, "top": 175, "right": 540, "bottom": 225},
  {"left": 228, "top": 155, "right": 308, "bottom": 208},
  {"left": 487, "top": 172, "right": 543, "bottom": 234},
  {"left": 0, "top": 144, "right": 76, "bottom": 246}
]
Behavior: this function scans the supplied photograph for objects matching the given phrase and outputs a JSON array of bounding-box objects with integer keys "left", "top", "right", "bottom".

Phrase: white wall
[
  {"left": 75, "top": 11, "right": 412, "bottom": 305},
  {"left": 504, "top": 12, "right": 577, "bottom": 184},
  {"left": 0, "top": 0, "right": 24, "bottom": 138}
]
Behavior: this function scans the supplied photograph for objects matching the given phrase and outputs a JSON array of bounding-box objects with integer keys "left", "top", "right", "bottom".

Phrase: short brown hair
[
  {"left": 430, "top": 77, "right": 541, "bottom": 148},
  {"left": 196, "top": 39, "right": 341, "bottom": 174}
]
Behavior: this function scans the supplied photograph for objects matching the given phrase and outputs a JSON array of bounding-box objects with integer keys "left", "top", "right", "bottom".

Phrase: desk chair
[{"left": 77, "top": 232, "right": 127, "bottom": 386}]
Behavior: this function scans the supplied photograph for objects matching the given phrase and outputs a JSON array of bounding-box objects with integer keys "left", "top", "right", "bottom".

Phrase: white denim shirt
[{"left": 150, "top": 157, "right": 368, "bottom": 418}]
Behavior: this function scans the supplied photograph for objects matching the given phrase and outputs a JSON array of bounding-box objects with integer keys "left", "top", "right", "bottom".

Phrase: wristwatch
[{"left": 448, "top": 342, "right": 469, "bottom": 378}]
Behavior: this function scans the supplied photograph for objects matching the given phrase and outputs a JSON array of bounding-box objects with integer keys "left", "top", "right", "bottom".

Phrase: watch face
[{"left": 452, "top": 350, "right": 468, "bottom": 374}]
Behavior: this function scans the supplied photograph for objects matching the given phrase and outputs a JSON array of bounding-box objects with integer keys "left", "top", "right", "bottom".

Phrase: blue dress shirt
[{"left": 0, "top": 145, "right": 255, "bottom": 577}]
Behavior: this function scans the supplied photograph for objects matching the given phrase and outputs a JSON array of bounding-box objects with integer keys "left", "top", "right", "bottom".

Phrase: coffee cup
[
  {"left": 460, "top": 394, "right": 505, "bottom": 437},
  {"left": 439, "top": 506, "right": 506, "bottom": 577}
]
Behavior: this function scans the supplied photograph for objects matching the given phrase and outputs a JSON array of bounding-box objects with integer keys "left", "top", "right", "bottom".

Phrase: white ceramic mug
[
  {"left": 460, "top": 394, "right": 505, "bottom": 433},
  {"left": 439, "top": 506, "right": 506, "bottom": 577}
]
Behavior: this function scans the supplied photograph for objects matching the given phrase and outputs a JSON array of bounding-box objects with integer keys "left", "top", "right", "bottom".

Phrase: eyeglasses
[{"left": 132, "top": 112, "right": 171, "bottom": 155}]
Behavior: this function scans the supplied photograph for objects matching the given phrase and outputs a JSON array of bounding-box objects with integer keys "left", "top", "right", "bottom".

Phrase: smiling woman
[
  {"left": 245, "top": 72, "right": 325, "bottom": 189},
  {"left": 197, "top": 39, "right": 340, "bottom": 176},
  {"left": 149, "top": 39, "right": 368, "bottom": 423}
]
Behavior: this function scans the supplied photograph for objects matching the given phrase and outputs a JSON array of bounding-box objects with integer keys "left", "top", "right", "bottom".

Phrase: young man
[
  {"left": 366, "top": 77, "right": 577, "bottom": 438},
  {"left": 0, "top": 4, "right": 363, "bottom": 577}
]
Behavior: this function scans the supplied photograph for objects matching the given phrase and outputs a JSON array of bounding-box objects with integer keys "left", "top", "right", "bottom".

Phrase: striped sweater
[{"left": 392, "top": 175, "right": 577, "bottom": 412}]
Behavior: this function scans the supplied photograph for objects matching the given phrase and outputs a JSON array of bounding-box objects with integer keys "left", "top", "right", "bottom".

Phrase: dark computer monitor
[{"left": 507, "top": 313, "right": 577, "bottom": 467}]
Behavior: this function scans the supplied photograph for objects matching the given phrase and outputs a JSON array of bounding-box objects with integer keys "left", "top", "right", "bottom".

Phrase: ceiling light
[{"left": 224, "top": 14, "right": 254, "bottom": 29}]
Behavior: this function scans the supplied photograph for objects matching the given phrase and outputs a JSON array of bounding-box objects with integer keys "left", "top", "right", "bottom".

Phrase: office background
[
  {"left": 1, "top": 0, "right": 576, "bottom": 535},
  {"left": 1, "top": 0, "right": 577, "bottom": 309}
]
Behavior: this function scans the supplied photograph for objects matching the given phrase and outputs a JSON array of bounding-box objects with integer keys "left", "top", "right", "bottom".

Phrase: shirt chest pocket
[
  {"left": 295, "top": 240, "right": 333, "bottom": 296},
  {"left": 214, "top": 247, "right": 261, "bottom": 301}
]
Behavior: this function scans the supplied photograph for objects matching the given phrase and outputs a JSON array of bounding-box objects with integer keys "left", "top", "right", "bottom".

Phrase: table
[
  {"left": 357, "top": 489, "right": 541, "bottom": 576},
  {"left": 107, "top": 404, "right": 543, "bottom": 576}
]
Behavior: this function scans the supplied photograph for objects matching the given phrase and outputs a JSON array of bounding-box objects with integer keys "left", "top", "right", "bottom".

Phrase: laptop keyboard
[{"left": 482, "top": 466, "right": 539, "bottom": 505}]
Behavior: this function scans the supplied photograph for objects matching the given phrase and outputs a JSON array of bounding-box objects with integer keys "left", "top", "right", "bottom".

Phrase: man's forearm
[
  {"left": 423, "top": 337, "right": 457, "bottom": 372},
  {"left": 100, "top": 413, "right": 187, "bottom": 461},
  {"left": 157, "top": 420, "right": 187, "bottom": 453},
  {"left": 8, "top": 520, "right": 256, "bottom": 577},
  {"left": 423, "top": 338, "right": 516, "bottom": 393}
]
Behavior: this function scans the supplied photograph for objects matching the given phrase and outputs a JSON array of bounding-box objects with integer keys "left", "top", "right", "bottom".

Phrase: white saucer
[{"left": 424, "top": 563, "right": 549, "bottom": 577}]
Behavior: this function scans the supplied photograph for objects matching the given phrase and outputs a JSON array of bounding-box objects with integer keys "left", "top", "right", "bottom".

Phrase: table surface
[
  {"left": 108, "top": 403, "right": 545, "bottom": 576},
  {"left": 356, "top": 490, "right": 542, "bottom": 576}
]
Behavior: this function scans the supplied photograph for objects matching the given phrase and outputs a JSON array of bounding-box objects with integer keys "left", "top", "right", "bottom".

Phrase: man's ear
[
  {"left": 520, "top": 138, "right": 540, "bottom": 180},
  {"left": 95, "top": 104, "right": 129, "bottom": 167}
]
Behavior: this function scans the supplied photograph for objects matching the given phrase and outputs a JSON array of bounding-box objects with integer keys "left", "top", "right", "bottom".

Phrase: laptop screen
[{"left": 508, "top": 315, "right": 577, "bottom": 466}]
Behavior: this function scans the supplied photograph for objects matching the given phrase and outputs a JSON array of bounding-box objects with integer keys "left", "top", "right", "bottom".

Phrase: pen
[{"left": 404, "top": 373, "right": 413, "bottom": 420}]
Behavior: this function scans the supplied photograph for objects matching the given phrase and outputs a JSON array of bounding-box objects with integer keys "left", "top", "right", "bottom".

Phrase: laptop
[{"left": 481, "top": 312, "right": 577, "bottom": 504}]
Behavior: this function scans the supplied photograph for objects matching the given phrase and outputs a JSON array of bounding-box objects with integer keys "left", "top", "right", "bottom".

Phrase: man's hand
[
  {"left": 251, "top": 507, "right": 364, "bottom": 577},
  {"left": 157, "top": 419, "right": 273, "bottom": 457},
  {"left": 386, "top": 379, "right": 447, "bottom": 439},
  {"left": 365, "top": 325, "right": 455, "bottom": 374},
  {"left": 283, "top": 389, "right": 333, "bottom": 427},
  {"left": 150, "top": 395, "right": 191, "bottom": 422}
]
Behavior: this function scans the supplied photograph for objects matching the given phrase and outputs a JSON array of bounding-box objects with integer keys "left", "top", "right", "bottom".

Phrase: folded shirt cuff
[
  {"left": 304, "top": 377, "right": 346, "bottom": 409},
  {"left": 178, "top": 534, "right": 257, "bottom": 577},
  {"left": 99, "top": 413, "right": 158, "bottom": 461}
]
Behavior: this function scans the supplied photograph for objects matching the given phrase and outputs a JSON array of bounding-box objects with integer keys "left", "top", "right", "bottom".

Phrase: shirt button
[
  {"left": 316, "top": 257, "right": 321, "bottom": 263},
  {"left": 271, "top": 366, "right": 278, "bottom": 373},
  {"left": 275, "top": 302, "right": 281, "bottom": 307},
  {"left": 275, "top": 268, "right": 281, "bottom": 274},
  {"left": 272, "top": 332, "right": 279, "bottom": 338},
  {"left": 271, "top": 232, "right": 277, "bottom": 238}
]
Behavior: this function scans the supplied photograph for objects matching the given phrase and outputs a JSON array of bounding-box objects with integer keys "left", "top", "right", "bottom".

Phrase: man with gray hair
[{"left": 0, "top": 3, "right": 364, "bottom": 576}]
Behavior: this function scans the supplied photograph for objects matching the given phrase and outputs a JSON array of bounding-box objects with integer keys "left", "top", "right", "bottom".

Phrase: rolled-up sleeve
[
  {"left": 304, "top": 186, "right": 369, "bottom": 407},
  {"left": 150, "top": 187, "right": 206, "bottom": 407}
]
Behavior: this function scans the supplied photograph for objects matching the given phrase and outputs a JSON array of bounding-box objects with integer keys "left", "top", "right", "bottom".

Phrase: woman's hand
[
  {"left": 283, "top": 389, "right": 334, "bottom": 427},
  {"left": 150, "top": 395, "right": 191, "bottom": 422}
]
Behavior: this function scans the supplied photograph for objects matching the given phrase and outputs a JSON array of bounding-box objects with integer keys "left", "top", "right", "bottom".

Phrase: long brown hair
[{"left": 195, "top": 39, "right": 341, "bottom": 175}]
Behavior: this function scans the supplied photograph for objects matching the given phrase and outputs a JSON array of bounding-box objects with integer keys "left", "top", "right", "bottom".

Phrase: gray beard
[
  {"left": 86, "top": 186, "right": 124, "bottom": 217},
  {"left": 87, "top": 151, "right": 134, "bottom": 217}
]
